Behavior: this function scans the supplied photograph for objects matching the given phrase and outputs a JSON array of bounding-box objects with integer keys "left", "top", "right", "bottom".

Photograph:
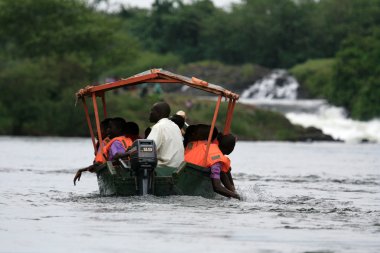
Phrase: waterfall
[
  {"left": 240, "top": 70, "right": 380, "bottom": 143},
  {"left": 241, "top": 69, "right": 299, "bottom": 100}
]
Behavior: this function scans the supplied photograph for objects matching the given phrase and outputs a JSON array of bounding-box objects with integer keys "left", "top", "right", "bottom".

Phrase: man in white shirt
[{"left": 147, "top": 102, "right": 184, "bottom": 168}]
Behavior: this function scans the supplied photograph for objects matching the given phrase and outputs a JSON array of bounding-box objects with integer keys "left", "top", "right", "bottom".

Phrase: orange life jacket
[
  {"left": 94, "top": 137, "right": 111, "bottom": 156},
  {"left": 94, "top": 136, "right": 132, "bottom": 163},
  {"left": 185, "top": 141, "right": 231, "bottom": 173}
]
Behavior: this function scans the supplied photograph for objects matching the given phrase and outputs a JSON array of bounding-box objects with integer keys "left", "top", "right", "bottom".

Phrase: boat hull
[{"left": 95, "top": 161, "right": 216, "bottom": 198}]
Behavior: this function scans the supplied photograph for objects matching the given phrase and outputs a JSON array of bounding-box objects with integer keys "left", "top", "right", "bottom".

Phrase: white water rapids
[
  {"left": 240, "top": 70, "right": 380, "bottom": 143},
  {"left": 286, "top": 103, "right": 380, "bottom": 143}
]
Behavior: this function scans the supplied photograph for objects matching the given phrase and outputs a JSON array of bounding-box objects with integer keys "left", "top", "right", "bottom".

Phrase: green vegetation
[
  {"left": 291, "top": 30, "right": 380, "bottom": 120},
  {"left": 172, "top": 61, "right": 269, "bottom": 92},
  {"left": 332, "top": 30, "right": 380, "bottom": 120},
  {"left": 98, "top": 92, "right": 322, "bottom": 141},
  {"left": 290, "top": 59, "right": 335, "bottom": 99},
  {"left": 0, "top": 0, "right": 379, "bottom": 137},
  {"left": 121, "top": 0, "right": 380, "bottom": 69}
]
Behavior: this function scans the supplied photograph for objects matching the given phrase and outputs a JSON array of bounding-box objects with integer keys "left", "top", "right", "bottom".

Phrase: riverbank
[
  {"left": 107, "top": 92, "right": 335, "bottom": 142},
  {"left": 0, "top": 87, "right": 335, "bottom": 141}
]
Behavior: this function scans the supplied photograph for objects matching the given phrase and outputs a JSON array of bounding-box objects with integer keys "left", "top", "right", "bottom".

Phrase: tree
[
  {"left": 0, "top": 0, "right": 144, "bottom": 135},
  {"left": 332, "top": 29, "right": 380, "bottom": 120}
]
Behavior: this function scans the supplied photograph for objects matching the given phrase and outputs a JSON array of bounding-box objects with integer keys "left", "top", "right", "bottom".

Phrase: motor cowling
[{"left": 126, "top": 139, "right": 157, "bottom": 195}]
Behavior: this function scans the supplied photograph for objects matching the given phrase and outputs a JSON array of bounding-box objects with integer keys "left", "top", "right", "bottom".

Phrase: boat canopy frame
[{"left": 76, "top": 69, "right": 240, "bottom": 167}]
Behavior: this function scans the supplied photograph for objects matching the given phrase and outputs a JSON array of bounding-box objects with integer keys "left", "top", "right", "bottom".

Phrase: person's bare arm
[
  {"left": 220, "top": 171, "right": 236, "bottom": 192},
  {"left": 211, "top": 178, "right": 240, "bottom": 200},
  {"left": 73, "top": 164, "right": 98, "bottom": 185}
]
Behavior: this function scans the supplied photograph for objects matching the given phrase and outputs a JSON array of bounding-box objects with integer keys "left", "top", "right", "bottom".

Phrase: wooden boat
[
  {"left": 76, "top": 69, "right": 239, "bottom": 197},
  {"left": 94, "top": 161, "right": 216, "bottom": 198}
]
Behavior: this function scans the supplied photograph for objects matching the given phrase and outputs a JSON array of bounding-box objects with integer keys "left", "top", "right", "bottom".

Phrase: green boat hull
[{"left": 95, "top": 161, "right": 216, "bottom": 198}]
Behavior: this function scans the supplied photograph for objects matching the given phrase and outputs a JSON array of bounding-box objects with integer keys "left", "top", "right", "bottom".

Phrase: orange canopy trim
[{"left": 76, "top": 69, "right": 240, "bottom": 100}]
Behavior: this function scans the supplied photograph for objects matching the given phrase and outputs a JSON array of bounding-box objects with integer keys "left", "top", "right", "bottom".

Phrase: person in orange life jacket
[
  {"left": 94, "top": 118, "right": 112, "bottom": 156},
  {"left": 184, "top": 124, "right": 218, "bottom": 147},
  {"left": 111, "top": 121, "right": 141, "bottom": 160},
  {"left": 183, "top": 125, "right": 195, "bottom": 148},
  {"left": 101, "top": 117, "right": 133, "bottom": 161},
  {"left": 73, "top": 117, "right": 132, "bottom": 185},
  {"left": 184, "top": 126, "right": 240, "bottom": 200}
]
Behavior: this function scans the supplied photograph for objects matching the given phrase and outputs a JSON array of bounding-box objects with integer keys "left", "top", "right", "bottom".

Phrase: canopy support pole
[
  {"left": 223, "top": 99, "right": 233, "bottom": 134},
  {"left": 203, "top": 95, "right": 222, "bottom": 167},
  {"left": 92, "top": 93, "right": 104, "bottom": 153},
  {"left": 223, "top": 99, "right": 236, "bottom": 134},
  {"left": 101, "top": 93, "right": 107, "bottom": 119},
  {"left": 81, "top": 97, "right": 96, "bottom": 152}
]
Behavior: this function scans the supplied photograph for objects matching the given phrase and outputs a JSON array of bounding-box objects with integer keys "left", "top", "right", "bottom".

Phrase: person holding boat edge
[
  {"left": 185, "top": 130, "right": 240, "bottom": 200},
  {"left": 94, "top": 118, "right": 111, "bottom": 156},
  {"left": 217, "top": 134, "right": 238, "bottom": 194},
  {"left": 147, "top": 102, "right": 184, "bottom": 168},
  {"left": 73, "top": 117, "right": 133, "bottom": 185}
]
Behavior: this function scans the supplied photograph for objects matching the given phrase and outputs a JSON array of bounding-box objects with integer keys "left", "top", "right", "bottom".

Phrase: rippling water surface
[{"left": 0, "top": 137, "right": 379, "bottom": 253}]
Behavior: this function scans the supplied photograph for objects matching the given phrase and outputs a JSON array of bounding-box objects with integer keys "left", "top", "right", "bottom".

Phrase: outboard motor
[{"left": 120, "top": 139, "right": 157, "bottom": 195}]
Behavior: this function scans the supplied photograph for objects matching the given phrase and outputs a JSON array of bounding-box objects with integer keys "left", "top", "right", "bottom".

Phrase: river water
[{"left": 0, "top": 137, "right": 379, "bottom": 253}]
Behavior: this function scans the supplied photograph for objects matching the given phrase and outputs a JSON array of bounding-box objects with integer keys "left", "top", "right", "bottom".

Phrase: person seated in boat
[
  {"left": 176, "top": 110, "right": 188, "bottom": 129},
  {"left": 169, "top": 114, "right": 185, "bottom": 131},
  {"left": 183, "top": 124, "right": 220, "bottom": 149},
  {"left": 125, "top": 121, "right": 140, "bottom": 142},
  {"left": 101, "top": 117, "right": 133, "bottom": 161},
  {"left": 146, "top": 102, "right": 184, "bottom": 168},
  {"left": 184, "top": 126, "right": 240, "bottom": 200},
  {"left": 184, "top": 124, "right": 218, "bottom": 146},
  {"left": 73, "top": 117, "right": 133, "bottom": 185},
  {"left": 183, "top": 124, "right": 196, "bottom": 148},
  {"left": 144, "top": 126, "right": 151, "bottom": 139},
  {"left": 94, "top": 118, "right": 112, "bottom": 156},
  {"left": 174, "top": 110, "right": 189, "bottom": 135}
]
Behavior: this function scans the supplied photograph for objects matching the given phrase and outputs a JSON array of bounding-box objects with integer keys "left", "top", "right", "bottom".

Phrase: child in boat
[
  {"left": 173, "top": 110, "right": 188, "bottom": 135},
  {"left": 169, "top": 114, "right": 185, "bottom": 131},
  {"left": 102, "top": 117, "right": 133, "bottom": 161},
  {"left": 184, "top": 125, "right": 240, "bottom": 200},
  {"left": 94, "top": 118, "right": 111, "bottom": 156},
  {"left": 125, "top": 121, "right": 140, "bottom": 142},
  {"left": 73, "top": 117, "right": 133, "bottom": 185}
]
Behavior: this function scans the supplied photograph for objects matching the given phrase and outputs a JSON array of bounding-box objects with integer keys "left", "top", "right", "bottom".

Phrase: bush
[
  {"left": 290, "top": 58, "right": 335, "bottom": 99},
  {"left": 332, "top": 30, "right": 380, "bottom": 120}
]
